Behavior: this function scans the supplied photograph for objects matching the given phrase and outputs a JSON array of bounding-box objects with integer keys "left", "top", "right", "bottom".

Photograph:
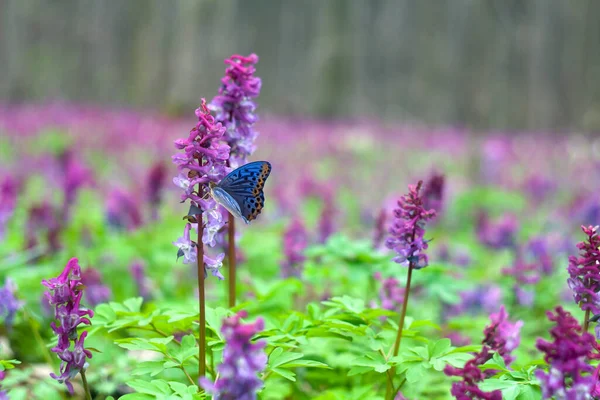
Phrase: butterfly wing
[{"left": 216, "top": 161, "right": 272, "bottom": 223}]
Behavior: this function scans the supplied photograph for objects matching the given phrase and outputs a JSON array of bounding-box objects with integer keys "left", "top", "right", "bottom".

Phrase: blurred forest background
[{"left": 1, "top": 0, "right": 600, "bottom": 131}]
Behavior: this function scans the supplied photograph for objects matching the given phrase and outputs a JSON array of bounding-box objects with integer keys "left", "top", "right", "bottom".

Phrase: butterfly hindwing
[{"left": 216, "top": 161, "right": 271, "bottom": 223}]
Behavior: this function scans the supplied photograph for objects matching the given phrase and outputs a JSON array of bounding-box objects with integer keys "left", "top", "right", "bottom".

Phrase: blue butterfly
[{"left": 210, "top": 161, "right": 272, "bottom": 224}]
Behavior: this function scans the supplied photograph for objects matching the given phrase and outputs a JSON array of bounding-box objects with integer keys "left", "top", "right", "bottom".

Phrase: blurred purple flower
[
  {"left": 106, "top": 188, "right": 143, "bottom": 230},
  {"left": 0, "top": 176, "right": 18, "bottom": 240},
  {"left": 299, "top": 176, "right": 337, "bottom": 244},
  {"left": 130, "top": 261, "right": 152, "bottom": 301},
  {"left": 81, "top": 268, "right": 111, "bottom": 306},
  {"left": 476, "top": 212, "right": 518, "bottom": 250},
  {"left": 482, "top": 306, "right": 523, "bottom": 366},
  {"left": 567, "top": 225, "right": 600, "bottom": 315},
  {"left": 373, "top": 272, "right": 404, "bottom": 311},
  {"left": 172, "top": 99, "right": 230, "bottom": 250},
  {"left": 535, "top": 307, "right": 596, "bottom": 399},
  {"left": 523, "top": 174, "right": 555, "bottom": 204},
  {"left": 146, "top": 162, "right": 167, "bottom": 220},
  {"left": 372, "top": 208, "right": 387, "bottom": 250},
  {"left": 502, "top": 252, "right": 540, "bottom": 307},
  {"left": 0, "top": 370, "right": 6, "bottom": 400},
  {"left": 445, "top": 306, "right": 521, "bottom": 399},
  {"left": 422, "top": 172, "right": 445, "bottom": 214},
  {"left": 386, "top": 181, "right": 436, "bottom": 269},
  {"left": 445, "top": 285, "right": 503, "bottom": 320},
  {"left": 210, "top": 54, "right": 261, "bottom": 169},
  {"left": 42, "top": 258, "right": 93, "bottom": 394},
  {"left": 0, "top": 278, "right": 23, "bottom": 328},
  {"left": 25, "top": 202, "right": 62, "bottom": 254},
  {"left": 527, "top": 237, "right": 555, "bottom": 275},
  {"left": 59, "top": 149, "right": 92, "bottom": 220},
  {"left": 200, "top": 311, "right": 267, "bottom": 399},
  {"left": 281, "top": 217, "right": 308, "bottom": 278}
]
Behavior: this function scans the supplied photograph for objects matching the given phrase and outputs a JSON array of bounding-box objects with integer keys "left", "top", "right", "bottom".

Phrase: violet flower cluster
[
  {"left": 0, "top": 176, "right": 17, "bottom": 240},
  {"left": 172, "top": 99, "right": 230, "bottom": 276},
  {"left": 59, "top": 148, "right": 92, "bottom": 220},
  {"left": 210, "top": 54, "right": 261, "bottom": 169},
  {"left": 41, "top": 258, "right": 93, "bottom": 394},
  {"left": 535, "top": 307, "right": 596, "bottom": 399},
  {"left": 281, "top": 217, "right": 308, "bottom": 278},
  {"left": 105, "top": 188, "right": 143, "bottom": 231},
  {"left": 476, "top": 212, "right": 518, "bottom": 250},
  {"left": 444, "top": 285, "right": 503, "bottom": 321},
  {"left": 0, "top": 278, "right": 23, "bottom": 329},
  {"left": 444, "top": 306, "right": 522, "bottom": 400},
  {"left": 567, "top": 225, "right": 600, "bottom": 316},
  {"left": 386, "top": 180, "right": 436, "bottom": 269},
  {"left": 81, "top": 268, "right": 111, "bottom": 306},
  {"left": 173, "top": 223, "right": 225, "bottom": 279},
  {"left": 200, "top": 311, "right": 267, "bottom": 400},
  {"left": 373, "top": 272, "right": 404, "bottom": 311},
  {"left": 502, "top": 252, "right": 540, "bottom": 307},
  {"left": 0, "top": 371, "right": 6, "bottom": 400},
  {"left": 422, "top": 172, "right": 445, "bottom": 214},
  {"left": 146, "top": 161, "right": 166, "bottom": 220}
]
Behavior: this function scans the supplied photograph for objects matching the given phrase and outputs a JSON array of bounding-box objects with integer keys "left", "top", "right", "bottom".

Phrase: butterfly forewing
[{"left": 215, "top": 161, "right": 271, "bottom": 223}]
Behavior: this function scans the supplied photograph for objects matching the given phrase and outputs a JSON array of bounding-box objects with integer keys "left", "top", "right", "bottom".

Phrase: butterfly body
[{"left": 210, "top": 161, "right": 272, "bottom": 224}]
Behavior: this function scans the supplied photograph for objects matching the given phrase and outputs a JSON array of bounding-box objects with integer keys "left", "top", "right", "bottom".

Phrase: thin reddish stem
[
  {"left": 228, "top": 213, "right": 236, "bottom": 307},
  {"left": 583, "top": 308, "right": 591, "bottom": 333},
  {"left": 197, "top": 217, "right": 206, "bottom": 379}
]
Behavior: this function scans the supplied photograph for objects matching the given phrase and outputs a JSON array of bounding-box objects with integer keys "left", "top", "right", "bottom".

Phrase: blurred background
[{"left": 2, "top": 0, "right": 600, "bottom": 131}]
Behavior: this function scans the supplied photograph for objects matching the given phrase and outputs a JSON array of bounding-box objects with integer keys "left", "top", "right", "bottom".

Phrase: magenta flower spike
[
  {"left": 567, "top": 225, "right": 600, "bottom": 331},
  {"left": 535, "top": 307, "right": 596, "bottom": 399},
  {"left": 210, "top": 54, "right": 261, "bottom": 169},
  {"left": 42, "top": 258, "right": 93, "bottom": 396},
  {"left": 445, "top": 306, "right": 522, "bottom": 400}
]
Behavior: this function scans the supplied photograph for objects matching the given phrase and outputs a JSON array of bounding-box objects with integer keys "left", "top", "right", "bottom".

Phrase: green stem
[
  {"left": 180, "top": 365, "right": 196, "bottom": 386},
  {"left": 80, "top": 369, "right": 92, "bottom": 400},
  {"left": 583, "top": 309, "right": 591, "bottom": 333}
]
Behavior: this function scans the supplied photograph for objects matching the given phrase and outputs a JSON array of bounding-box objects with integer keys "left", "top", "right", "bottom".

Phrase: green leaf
[
  {"left": 516, "top": 385, "right": 542, "bottom": 400},
  {"left": 123, "top": 297, "right": 144, "bottom": 312},
  {"left": 281, "top": 359, "right": 331, "bottom": 369},
  {"left": 268, "top": 349, "right": 304, "bottom": 368},
  {"left": 0, "top": 360, "right": 21, "bottom": 371},
  {"left": 429, "top": 338, "right": 451, "bottom": 357},
  {"left": 132, "top": 360, "right": 168, "bottom": 377},
  {"left": 271, "top": 367, "right": 297, "bottom": 381}
]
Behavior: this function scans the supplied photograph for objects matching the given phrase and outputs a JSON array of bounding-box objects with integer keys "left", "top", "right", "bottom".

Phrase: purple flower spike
[
  {"left": 535, "top": 307, "right": 596, "bottom": 399},
  {"left": 386, "top": 181, "right": 436, "bottom": 269},
  {"left": 146, "top": 162, "right": 167, "bottom": 220},
  {"left": 210, "top": 54, "right": 261, "bottom": 169},
  {"left": 172, "top": 99, "right": 230, "bottom": 251},
  {"left": 173, "top": 223, "right": 197, "bottom": 264},
  {"left": 482, "top": 306, "right": 523, "bottom": 366},
  {"left": 42, "top": 257, "right": 93, "bottom": 394},
  {"left": 281, "top": 218, "right": 308, "bottom": 278},
  {"left": 567, "top": 225, "right": 600, "bottom": 315},
  {"left": 0, "top": 278, "right": 23, "bottom": 328},
  {"left": 200, "top": 311, "right": 267, "bottom": 400}
]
